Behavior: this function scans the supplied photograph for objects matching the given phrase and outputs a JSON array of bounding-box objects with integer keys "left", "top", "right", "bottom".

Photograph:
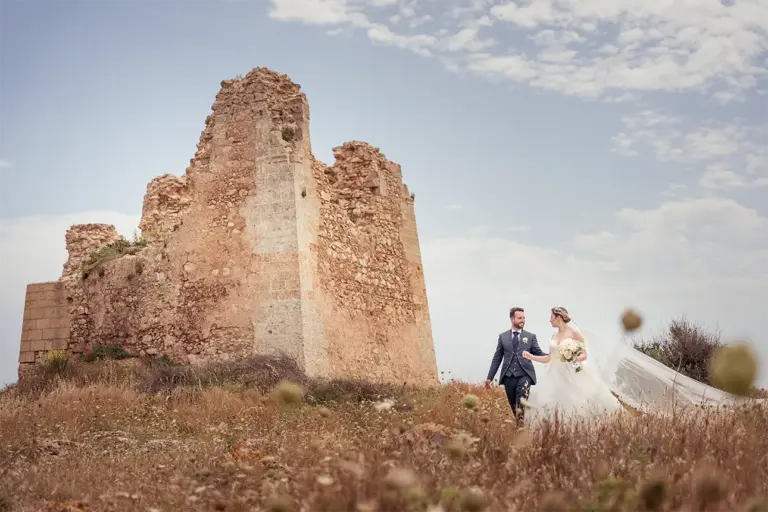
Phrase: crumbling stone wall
[
  {"left": 17, "top": 67, "right": 439, "bottom": 386},
  {"left": 139, "top": 174, "right": 191, "bottom": 239},
  {"left": 311, "top": 142, "right": 437, "bottom": 383},
  {"left": 61, "top": 224, "right": 120, "bottom": 280}
]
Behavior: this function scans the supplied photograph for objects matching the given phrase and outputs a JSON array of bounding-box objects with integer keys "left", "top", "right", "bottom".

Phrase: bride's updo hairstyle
[{"left": 551, "top": 306, "right": 571, "bottom": 323}]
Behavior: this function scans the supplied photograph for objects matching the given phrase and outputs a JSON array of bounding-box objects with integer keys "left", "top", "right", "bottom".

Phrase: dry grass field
[{"left": 1, "top": 355, "right": 767, "bottom": 512}]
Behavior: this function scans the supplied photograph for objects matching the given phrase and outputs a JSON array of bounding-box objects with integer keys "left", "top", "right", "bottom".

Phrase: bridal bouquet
[{"left": 559, "top": 339, "right": 585, "bottom": 373}]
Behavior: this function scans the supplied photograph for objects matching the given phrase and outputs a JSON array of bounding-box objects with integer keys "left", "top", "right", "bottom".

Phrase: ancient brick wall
[
  {"left": 19, "top": 282, "right": 71, "bottom": 366},
  {"left": 16, "top": 67, "right": 439, "bottom": 386}
]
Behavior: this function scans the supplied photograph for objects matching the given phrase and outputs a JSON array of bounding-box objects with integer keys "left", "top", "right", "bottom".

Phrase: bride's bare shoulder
[{"left": 565, "top": 327, "right": 584, "bottom": 341}]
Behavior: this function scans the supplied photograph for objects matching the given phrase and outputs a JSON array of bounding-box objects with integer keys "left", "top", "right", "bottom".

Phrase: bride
[{"left": 522, "top": 306, "right": 624, "bottom": 420}]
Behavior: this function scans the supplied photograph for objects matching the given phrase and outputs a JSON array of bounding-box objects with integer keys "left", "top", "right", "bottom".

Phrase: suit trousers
[{"left": 502, "top": 373, "right": 532, "bottom": 421}]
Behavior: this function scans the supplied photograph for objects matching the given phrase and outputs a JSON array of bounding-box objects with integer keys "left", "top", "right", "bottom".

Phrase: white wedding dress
[{"left": 525, "top": 333, "right": 624, "bottom": 421}]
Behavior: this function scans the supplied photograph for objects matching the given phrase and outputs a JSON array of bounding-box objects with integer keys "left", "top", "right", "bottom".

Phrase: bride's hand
[{"left": 522, "top": 351, "right": 532, "bottom": 360}]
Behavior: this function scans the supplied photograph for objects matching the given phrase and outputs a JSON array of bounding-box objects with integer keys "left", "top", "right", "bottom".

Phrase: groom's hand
[{"left": 484, "top": 379, "right": 492, "bottom": 389}]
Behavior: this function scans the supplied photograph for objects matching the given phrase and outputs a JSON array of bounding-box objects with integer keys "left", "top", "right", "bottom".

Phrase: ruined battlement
[
  {"left": 17, "top": 67, "right": 438, "bottom": 386},
  {"left": 62, "top": 224, "right": 120, "bottom": 280}
]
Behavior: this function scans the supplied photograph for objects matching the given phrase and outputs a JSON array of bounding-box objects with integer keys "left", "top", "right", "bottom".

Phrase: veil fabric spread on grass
[{"left": 568, "top": 320, "right": 755, "bottom": 411}]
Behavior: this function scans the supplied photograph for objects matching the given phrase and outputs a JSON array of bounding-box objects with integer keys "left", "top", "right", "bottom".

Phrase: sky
[{"left": 0, "top": 0, "right": 766, "bottom": 388}]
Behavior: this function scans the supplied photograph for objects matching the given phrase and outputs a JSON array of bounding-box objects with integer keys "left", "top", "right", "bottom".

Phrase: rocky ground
[{"left": 1, "top": 356, "right": 766, "bottom": 512}]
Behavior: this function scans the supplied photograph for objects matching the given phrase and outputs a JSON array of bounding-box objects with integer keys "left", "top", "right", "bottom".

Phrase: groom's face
[{"left": 512, "top": 311, "right": 525, "bottom": 329}]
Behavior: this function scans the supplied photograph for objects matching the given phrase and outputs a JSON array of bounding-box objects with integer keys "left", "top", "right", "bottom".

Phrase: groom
[{"left": 485, "top": 307, "right": 547, "bottom": 424}]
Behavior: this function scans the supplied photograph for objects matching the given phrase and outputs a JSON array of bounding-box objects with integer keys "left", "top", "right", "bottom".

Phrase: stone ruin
[{"left": 17, "top": 67, "right": 439, "bottom": 386}]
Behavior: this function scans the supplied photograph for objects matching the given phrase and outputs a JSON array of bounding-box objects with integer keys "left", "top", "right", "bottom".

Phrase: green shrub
[
  {"left": 81, "top": 234, "right": 148, "bottom": 278},
  {"left": 42, "top": 349, "right": 69, "bottom": 374},
  {"left": 82, "top": 345, "right": 132, "bottom": 362}
]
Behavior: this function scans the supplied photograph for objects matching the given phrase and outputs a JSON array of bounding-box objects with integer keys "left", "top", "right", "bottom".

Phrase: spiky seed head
[
  {"left": 274, "top": 381, "right": 302, "bottom": 404},
  {"left": 693, "top": 467, "right": 725, "bottom": 506},
  {"left": 407, "top": 487, "right": 428, "bottom": 506},
  {"left": 441, "top": 487, "right": 459, "bottom": 504},
  {"left": 621, "top": 309, "right": 643, "bottom": 331},
  {"left": 539, "top": 491, "right": 569, "bottom": 512},
  {"left": 266, "top": 496, "right": 294, "bottom": 512},
  {"left": 458, "top": 488, "right": 488, "bottom": 512},
  {"left": 445, "top": 436, "right": 467, "bottom": 459},
  {"left": 356, "top": 502, "right": 377, "bottom": 512},
  {"left": 462, "top": 394, "right": 479, "bottom": 410},
  {"left": 639, "top": 472, "right": 668, "bottom": 512},
  {"left": 710, "top": 343, "right": 759, "bottom": 396},
  {"left": 744, "top": 496, "right": 768, "bottom": 512},
  {"left": 384, "top": 467, "right": 418, "bottom": 491}
]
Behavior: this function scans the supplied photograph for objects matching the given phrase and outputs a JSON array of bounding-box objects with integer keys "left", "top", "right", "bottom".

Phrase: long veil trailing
[{"left": 568, "top": 320, "right": 754, "bottom": 411}]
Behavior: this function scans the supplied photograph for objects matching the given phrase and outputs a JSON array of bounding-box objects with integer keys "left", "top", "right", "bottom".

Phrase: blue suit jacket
[{"left": 486, "top": 329, "right": 547, "bottom": 385}]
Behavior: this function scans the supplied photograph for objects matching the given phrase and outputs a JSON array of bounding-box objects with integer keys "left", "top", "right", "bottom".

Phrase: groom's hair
[{"left": 509, "top": 307, "right": 524, "bottom": 318}]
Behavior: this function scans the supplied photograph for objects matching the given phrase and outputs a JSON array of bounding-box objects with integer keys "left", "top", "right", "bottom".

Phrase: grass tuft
[{"left": 81, "top": 234, "right": 148, "bottom": 278}]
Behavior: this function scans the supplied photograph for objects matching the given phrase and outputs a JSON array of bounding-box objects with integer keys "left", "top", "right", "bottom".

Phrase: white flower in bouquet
[{"left": 558, "top": 339, "right": 585, "bottom": 372}]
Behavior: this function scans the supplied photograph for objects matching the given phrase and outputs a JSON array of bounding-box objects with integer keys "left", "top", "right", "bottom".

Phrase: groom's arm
[
  {"left": 529, "top": 334, "right": 547, "bottom": 357},
  {"left": 486, "top": 335, "right": 504, "bottom": 381}
]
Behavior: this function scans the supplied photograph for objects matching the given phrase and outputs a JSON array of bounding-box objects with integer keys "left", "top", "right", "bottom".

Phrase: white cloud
[
  {"left": 423, "top": 196, "right": 768, "bottom": 388},
  {"left": 699, "top": 166, "right": 745, "bottom": 189},
  {"left": 487, "top": 0, "right": 768, "bottom": 99},
  {"left": 0, "top": 211, "right": 139, "bottom": 387},
  {"left": 267, "top": 0, "right": 768, "bottom": 101},
  {"left": 612, "top": 110, "right": 768, "bottom": 190},
  {"left": 0, "top": 159, "right": 12, "bottom": 169},
  {"left": 269, "top": 0, "right": 350, "bottom": 25},
  {"left": 661, "top": 183, "right": 689, "bottom": 199}
]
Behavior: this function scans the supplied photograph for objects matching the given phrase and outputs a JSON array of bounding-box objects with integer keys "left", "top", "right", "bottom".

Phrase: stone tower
[{"left": 17, "top": 68, "right": 439, "bottom": 386}]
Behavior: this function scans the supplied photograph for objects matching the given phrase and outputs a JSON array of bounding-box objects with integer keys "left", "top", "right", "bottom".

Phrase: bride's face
[{"left": 549, "top": 312, "right": 556, "bottom": 326}]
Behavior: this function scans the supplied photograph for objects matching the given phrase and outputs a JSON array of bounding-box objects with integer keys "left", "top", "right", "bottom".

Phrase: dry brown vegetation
[
  {"left": 633, "top": 317, "right": 724, "bottom": 385},
  {"left": 1, "top": 356, "right": 767, "bottom": 512},
  {"left": 633, "top": 317, "right": 766, "bottom": 398}
]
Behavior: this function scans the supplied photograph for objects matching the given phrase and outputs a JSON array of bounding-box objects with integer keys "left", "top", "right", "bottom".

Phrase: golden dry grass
[{"left": 1, "top": 357, "right": 767, "bottom": 512}]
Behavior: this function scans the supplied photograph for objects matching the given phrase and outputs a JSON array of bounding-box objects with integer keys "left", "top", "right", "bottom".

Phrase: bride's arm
[
  {"left": 523, "top": 352, "right": 550, "bottom": 363},
  {"left": 571, "top": 330, "right": 588, "bottom": 361},
  {"left": 523, "top": 335, "right": 550, "bottom": 363}
]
